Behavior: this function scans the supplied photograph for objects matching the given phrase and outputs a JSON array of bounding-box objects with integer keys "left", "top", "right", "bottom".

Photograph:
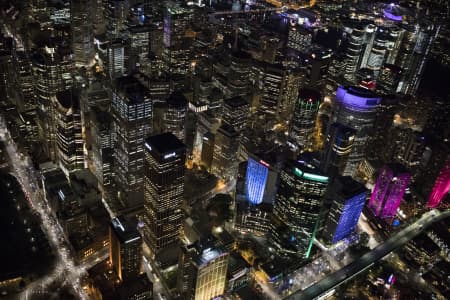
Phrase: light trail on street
[{"left": 0, "top": 117, "right": 91, "bottom": 300}]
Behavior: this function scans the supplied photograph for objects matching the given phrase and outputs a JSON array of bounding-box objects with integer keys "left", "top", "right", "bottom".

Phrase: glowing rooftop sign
[
  {"left": 164, "top": 152, "right": 176, "bottom": 159},
  {"left": 144, "top": 143, "right": 152, "bottom": 151},
  {"left": 293, "top": 167, "right": 328, "bottom": 183}
]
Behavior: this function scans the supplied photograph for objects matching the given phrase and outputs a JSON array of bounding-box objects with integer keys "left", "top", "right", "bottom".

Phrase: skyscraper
[
  {"left": 222, "top": 96, "right": 250, "bottom": 133},
  {"left": 71, "top": 0, "right": 94, "bottom": 66},
  {"left": 110, "top": 216, "right": 142, "bottom": 282},
  {"left": 427, "top": 156, "right": 450, "bottom": 208},
  {"left": 211, "top": 124, "right": 240, "bottom": 181},
  {"left": 244, "top": 154, "right": 278, "bottom": 206},
  {"left": 165, "top": 91, "right": 187, "bottom": 142},
  {"left": 368, "top": 164, "right": 410, "bottom": 218},
  {"left": 327, "top": 86, "right": 381, "bottom": 177},
  {"left": 321, "top": 123, "right": 356, "bottom": 176},
  {"left": 289, "top": 88, "right": 321, "bottom": 151},
  {"left": 112, "top": 76, "right": 152, "bottom": 208},
  {"left": 177, "top": 237, "right": 229, "bottom": 300},
  {"left": 322, "top": 176, "right": 367, "bottom": 244},
  {"left": 143, "top": 133, "right": 186, "bottom": 255},
  {"left": 162, "top": 2, "right": 193, "bottom": 75},
  {"left": 274, "top": 155, "right": 329, "bottom": 258},
  {"left": 53, "top": 89, "right": 84, "bottom": 176}
]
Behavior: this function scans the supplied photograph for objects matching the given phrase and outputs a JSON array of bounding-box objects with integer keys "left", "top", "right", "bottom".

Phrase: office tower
[
  {"left": 163, "top": 2, "right": 194, "bottom": 75},
  {"left": 112, "top": 76, "right": 152, "bottom": 208},
  {"left": 177, "top": 237, "right": 229, "bottom": 300},
  {"left": 32, "top": 47, "right": 65, "bottom": 160},
  {"left": 321, "top": 123, "right": 356, "bottom": 176},
  {"left": 303, "top": 48, "right": 333, "bottom": 88},
  {"left": 328, "top": 86, "right": 381, "bottom": 177},
  {"left": 274, "top": 155, "right": 329, "bottom": 258},
  {"left": 289, "top": 88, "right": 321, "bottom": 151},
  {"left": 222, "top": 96, "right": 249, "bottom": 133},
  {"left": 92, "top": 0, "right": 106, "bottom": 35},
  {"left": 200, "top": 131, "right": 214, "bottom": 171},
  {"left": 255, "top": 63, "right": 302, "bottom": 123},
  {"left": 143, "top": 133, "right": 186, "bottom": 254},
  {"left": 322, "top": 176, "right": 367, "bottom": 244},
  {"left": 227, "top": 51, "right": 252, "bottom": 98},
  {"left": 395, "top": 23, "right": 439, "bottom": 95},
  {"left": 12, "top": 51, "right": 35, "bottom": 111},
  {"left": 105, "top": 0, "right": 130, "bottom": 38},
  {"left": 106, "top": 39, "right": 130, "bottom": 80},
  {"left": 165, "top": 91, "right": 188, "bottom": 142},
  {"left": 211, "top": 124, "right": 240, "bottom": 180},
  {"left": 71, "top": 0, "right": 95, "bottom": 66},
  {"left": 245, "top": 154, "right": 278, "bottom": 205},
  {"left": 129, "top": 25, "right": 151, "bottom": 72},
  {"left": 287, "top": 25, "right": 312, "bottom": 52},
  {"left": 388, "top": 127, "right": 426, "bottom": 169},
  {"left": 90, "top": 108, "right": 115, "bottom": 190},
  {"left": 368, "top": 164, "right": 411, "bottom": 218},
  {"left": 53, "top": 89, "right": 84, "bottom": 177},
  {"left": 343, "top": 24, "right": 365, "bottom": 82},
  {"left": 110, "top": 216, "right": 142, "bottom": 282},
  {"left": 427, "top": 156, "right": 450, "bottom": 208},
  {"left": 0, "top": 36, "right": 13, "bottom": 104}
]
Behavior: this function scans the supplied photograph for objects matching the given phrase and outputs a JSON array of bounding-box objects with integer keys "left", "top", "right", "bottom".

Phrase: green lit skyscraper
[{"left": 273, "top": 154, "right": 329, "bottom": 258}]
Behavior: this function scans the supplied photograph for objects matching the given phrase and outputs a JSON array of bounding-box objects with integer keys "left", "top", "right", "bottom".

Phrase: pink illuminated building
[
  {"left": 427, "top": 157, "right": 450, "bottom": 208},
  {"left": 369, "top": 164, "right": 410, "bottom": 218}
]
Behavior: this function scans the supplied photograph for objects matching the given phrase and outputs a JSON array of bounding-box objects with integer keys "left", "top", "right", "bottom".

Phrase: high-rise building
[
  {"left": 106, "top": 39, "right": 130, "bottom": 80},
  {"left": 165, "top": 91, "right": 187, "bottom": 142},
  {"left": 274, "top": 155, "right": 329, "bottom": 258},
  {"left": 90, "top": 108, "right": 115, "bottom": 190},
  {"left": 53, "top": 89, "right": 84, "bottom": 176},
  {"left": 71, "top": 0, "right": 95, "bottom": 66},
  {"left": 368, "top": 164, "right": 410, "bottom": 218},
  {"left": 110, "top": 216, "right": 142, "bottom": 282},
  {"left": 177, "top": 237, "right": 229, "bottom": 300},
  {"left": 289, "top": 88, "right": 321, "bottom": 151},
  {"left": 143, "top": 133, "right": 186, "bottom": 255},
  {"left": 211, "top": 124, "right": 240, "bottom": 180},
  {"left": 322, "top": 176, "right": 367, "bottom": 244},
  {"left": 222, "top": 96, "right": 249, "bottom": 133},
  {"left": 129, "top": 25, "right": 151, "bottom": 73},
  {"left": 200, "top": 131, "right": 214, "bottom": 171},
  {"left": 32, "top": 47, "right": 67, "bottom": 160},
  {"left": 327, "top": 86, "right": 381, "bottom": 177},
  {"left": 427, "top": 156, "right": 450, "bottom": 208},
  {"left": 162, "top": 2, "right": 193, "bottom": 75},
  {"left": 12, "top": 51, "right": 35, "bottom": 111},
  {"left": 105, "top": 0, "right": 130, "bottom": 38},
  {"left": 244, "top": 154, "right": 278, "bottom": 206},
  {"left": 112, "top": 76, "right": 152, "bottom": 208},
  {"left": 287, "top": 25, "right": 312, "bottom": 53},
  {"left": 254, "top": 63, "right": 302, "bottom": 123},
  {"left": 321, "top": 123, "right": 356, "bottom": 176}
]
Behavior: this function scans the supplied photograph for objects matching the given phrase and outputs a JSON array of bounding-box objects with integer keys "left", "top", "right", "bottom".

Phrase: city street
[{"left": 0, "top": 117, "right": 92, "bottom": 299}]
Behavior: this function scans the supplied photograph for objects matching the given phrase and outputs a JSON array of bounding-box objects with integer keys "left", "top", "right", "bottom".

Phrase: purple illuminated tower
[
  {"left": 427, "top": 157, "right": 450, "bottom": 208},
  {"left": 369, "top": 164, "right": 410, "bottom": 218}
]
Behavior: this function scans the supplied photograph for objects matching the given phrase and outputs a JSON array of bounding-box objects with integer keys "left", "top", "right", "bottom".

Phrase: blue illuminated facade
[
  {"left": 332, "top": 192, "right": 366, "bottom": 243},
  {"left": 322, "top": 176, "right": 367, "bottom": 244},
  {"left": 245, "top": 158, "right": 269, "bottom": 205}
]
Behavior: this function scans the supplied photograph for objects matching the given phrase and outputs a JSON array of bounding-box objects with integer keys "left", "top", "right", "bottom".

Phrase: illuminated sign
[
  {"left": 164, "top": 152, "right": 176, "bottom": 159},
  {"left": 145, "top": 143, "right": 152, "bottom": 151},
  {"left": 259, "top": 160, "right": 270, "bottom": 168},
  {"left": 125, "top": 236, "right": 141, "bottom": 244}
]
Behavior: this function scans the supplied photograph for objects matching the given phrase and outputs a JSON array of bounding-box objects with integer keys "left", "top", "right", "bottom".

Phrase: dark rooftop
[
  {"left": 224, "top": 96, "right": 249, "bottom": 108},
  {"left": 110, "top": 216, "right": 141, "bottom": 244},
  {"left": 145, "top": 132, "right": 186, "bottom": 156}
]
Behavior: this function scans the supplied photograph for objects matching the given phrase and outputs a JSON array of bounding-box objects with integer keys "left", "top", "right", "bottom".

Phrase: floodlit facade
[
  {"left": 427, "top": 157, "right": 450, "bottom": 208},
  {"left": 369, "top": 164, "right": 410, "bottom": 218}
]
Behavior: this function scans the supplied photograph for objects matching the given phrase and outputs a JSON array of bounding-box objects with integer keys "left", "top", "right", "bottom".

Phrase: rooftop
[
  {"left": 144, "top": 132, "right": 186, "bottom": 156},
  {"left": 110, "top": 216, "right": 141, "bottom": 245}
]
